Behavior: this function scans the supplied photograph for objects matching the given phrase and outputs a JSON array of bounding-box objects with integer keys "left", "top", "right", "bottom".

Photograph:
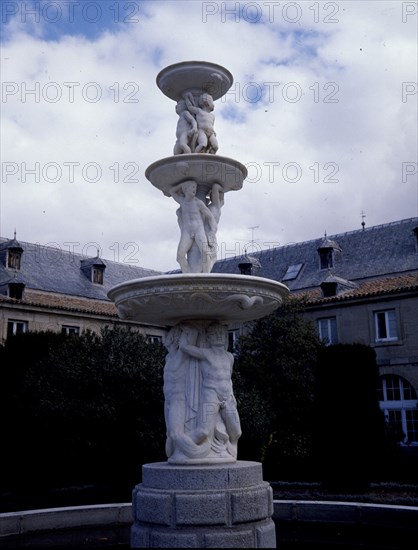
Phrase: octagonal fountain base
[{"left": 131, "top": 461, "right": 276, "bottom": 549}]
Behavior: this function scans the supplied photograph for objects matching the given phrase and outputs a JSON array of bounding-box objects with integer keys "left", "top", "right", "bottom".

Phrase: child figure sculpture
[{"left": 184, "top": 92, "right": 218, "bottom": 154}]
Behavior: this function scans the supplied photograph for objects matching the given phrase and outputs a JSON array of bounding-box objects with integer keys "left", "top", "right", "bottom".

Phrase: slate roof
[
  {"left": 1, "top": 218, "right": 417, "bottom": 308},
  {"left": 212, "top": 218, "right": 418, "bottom": 291},
  {"left": 0, "top": 239, "right": 162, "bottom": 302}
]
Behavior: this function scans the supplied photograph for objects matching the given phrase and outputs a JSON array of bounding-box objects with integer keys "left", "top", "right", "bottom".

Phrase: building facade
[
  {"left": 1, "top": 217, "right": 417, "bottom": 445},
  {"left": 0, "top": 237, "right": 166, "bottom": 343},
  {"left": 213, "top": 218, "right": 418, "bottom": 446}
]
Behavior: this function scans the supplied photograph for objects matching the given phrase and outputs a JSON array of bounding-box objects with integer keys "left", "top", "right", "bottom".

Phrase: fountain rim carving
[{"left": 107, "top": 273, "right": 289, "bottom": 327}]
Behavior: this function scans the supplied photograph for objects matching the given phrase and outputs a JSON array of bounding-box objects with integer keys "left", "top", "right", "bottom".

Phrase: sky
[{"left": 1, "top": 0, "right": 417, "bottom": 273}]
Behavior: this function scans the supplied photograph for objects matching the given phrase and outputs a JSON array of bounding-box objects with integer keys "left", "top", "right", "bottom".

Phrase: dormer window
[
  {"left": 321, "top": 281, "right": 337, "bottom": 297},
  {"left": 8, "top": 282, "right": 25, "bottom": 300},
  {"left": 238, "top": 251, "right": 261, "bottom": 276},
  {"left": 0, "top": 234, "right": 24, "bottom": 270},
  {"left": 92, "top": 266, "right": 104, "bottom": 284},
  {"left": 8, "top": 250, "right": 22, "bottom": 270},
  {"left": 319, "top": 249, "right": 333, "bottom": 269},
  {"left": 80, "top": 255, "right": 106, "bottom": 285},
  {"left": 317, "top": 235, "right": 341, "bottom": 270},
  {"left": 320, "top": 274, "right": 358, "bottom": 298}
]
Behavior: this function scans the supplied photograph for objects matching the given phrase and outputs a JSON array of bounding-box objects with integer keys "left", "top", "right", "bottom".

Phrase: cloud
[{"left": 1, "top": 1, "right": 417, "bottom": 272}]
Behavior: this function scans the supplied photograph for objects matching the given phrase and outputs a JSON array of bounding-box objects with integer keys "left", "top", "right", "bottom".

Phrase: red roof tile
[
  {"left": 0, "top": 290, "right": 119, "bottom": 317},
  {"left": 295, "top": 274, "right": 418, "bottom": 304}
]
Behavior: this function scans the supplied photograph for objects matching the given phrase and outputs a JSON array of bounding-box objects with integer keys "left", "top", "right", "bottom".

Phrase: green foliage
[
  {"left": 233, "top": 297, "right": 323, "bottom": 479},
  {"left": 0, "top": 326, "right": 166, "bottom": 506}
]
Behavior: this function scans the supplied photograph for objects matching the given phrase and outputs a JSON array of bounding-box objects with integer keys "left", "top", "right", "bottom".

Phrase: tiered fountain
[{"left": 108, "top": 61, "right": 289, "bottom": 548}]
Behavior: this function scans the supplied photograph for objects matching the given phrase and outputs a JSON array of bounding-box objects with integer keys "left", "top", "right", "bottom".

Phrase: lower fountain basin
[{"left": 108, "top": 273, "right": 289, "bottom": 326}]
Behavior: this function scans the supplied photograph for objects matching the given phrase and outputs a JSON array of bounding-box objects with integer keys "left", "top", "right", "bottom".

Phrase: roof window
[
  {"left": 80, "top": 253, "right": 106, "bottom": 285},
  {"left": 317, "top": 234, "right": 341, "bottom": 270},
  {"left": 0, "top": 232, "right": 24, "bottom": 270},
  {"left": 282, "top": 263, "right": 303, "bottom": 281}
]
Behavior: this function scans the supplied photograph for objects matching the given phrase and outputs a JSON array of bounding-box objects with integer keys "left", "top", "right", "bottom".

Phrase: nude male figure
[
  {"left": 205, "top": 183, "right": 224, "bottom": 272},
  {"left": 181, "top": 323, "right": 242, "bottom": 458},
  {"left": 173, "top": 98, "right": 197, "bottom": 155},
  {"left": 170, "top": 180, "right": 217, "bottom": 273},
  {"left": 184, "top": 92, "right": 218, "bottom": 154}
]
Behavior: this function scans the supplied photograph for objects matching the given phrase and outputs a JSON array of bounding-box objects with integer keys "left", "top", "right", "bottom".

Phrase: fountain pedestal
[
  {"left": 131, "top": 462, "right": 276, "bottom": 548},
  {"left": 108, "top": 61, "right": 289, "bottom": 548}
]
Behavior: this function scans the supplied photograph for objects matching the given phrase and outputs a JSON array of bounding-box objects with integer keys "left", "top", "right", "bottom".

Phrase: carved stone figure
[
  {"left": 205, "top": 183, "right": 224, "bottom": 272},
  {"left": 173, "top": 98, "right": 198, "bottom": 155},
  {"left": 163, "top": 325, "right": 187, "bottom": 458},
  {"left": 184, "top": 92, "right": 218, "bottom": 154},
  {"left": 180, "top": 322, "right": 241, "bottom": 461},
  {"left": 169, "top": 180, "right": 217, "bottom": 273}
]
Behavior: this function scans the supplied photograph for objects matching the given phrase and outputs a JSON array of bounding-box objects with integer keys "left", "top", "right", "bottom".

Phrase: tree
[
  {"left": 312, "top": 343, "right": 386, "bottom": 492},
  {"left": 0, "top": 327, "right": 166, "bottom": 510},
  {"left": 233, "top": 297, "right": 323, "bottom": 480}
]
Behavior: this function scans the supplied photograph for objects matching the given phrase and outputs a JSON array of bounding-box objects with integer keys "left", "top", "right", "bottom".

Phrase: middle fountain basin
[{"left": 108, "top": 273, "right": 289, "bottom": 326}]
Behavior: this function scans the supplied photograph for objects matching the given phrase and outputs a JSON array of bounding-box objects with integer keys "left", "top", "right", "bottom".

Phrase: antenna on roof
[
  {"left": 361, "top": 211, "right": 366, "bottom": 230},
  {"left": 14, "top": 228, "right": 17, "bottom": 240},
  {"left": 248, "top": 225, "right": 259, "bottom": 252}
]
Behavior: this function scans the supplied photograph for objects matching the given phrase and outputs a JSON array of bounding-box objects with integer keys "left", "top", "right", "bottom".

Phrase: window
[
  {"left": 8, "top": 283, "right": 24, "bottom": 300},
  {"left": 62, "top": 325, "right": 80, "bottom": 335},
  {"left": 92, "top": 267, "right": 104, "bottom": 284},
  {"left": 282, "top": 263, "right": 303, "bottom": 281},
  {"left": 147, "top": 335, "right": 162, "bottom": 344},
  {"left": 7, "top": 320, "right": 28, "bottom": 338},
  {"left": 318, "top": 317, "right": 338, "bottom": 345},
  {"left": 8, "top": 251, "right": 21, "bottom": 270},
  {"left": 378, "top": 375, "right": 418, "bottom": 445},
  {"left": 228, "top": 329, "right": 240, "bottom": 352},
  {"left": 374, "top": 309, "right": 398, "bottom": 342},
  {"left": 321, "top": 282, "right": 338, "bottom": 298},
  {"left": 319, "top": 249, "right": 333, "bottom": 269}
]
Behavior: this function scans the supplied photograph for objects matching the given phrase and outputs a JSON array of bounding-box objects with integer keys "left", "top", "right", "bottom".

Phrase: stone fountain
[{"left": 108, "top": 61, "right": 289, "bottom": 548}]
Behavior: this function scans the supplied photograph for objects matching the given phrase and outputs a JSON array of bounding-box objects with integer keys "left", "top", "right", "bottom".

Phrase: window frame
[
  {"left": 7, "top": 319, "right": 28, "bottom": 338},
  {"left": 379, "top": 375, "right": 418, "bottom": 446},
  {"left": 7, "top": 250, "right": 22, "bottom": 270},
  {"left": 61, "top": 325, "right": 80, "bottom": 335},
  {"left": 227, "top": 328, "right": 240, "bottom": 353},
  {"left": 92, "top": 267, "right": 104, "bottom": 285},
  {"left": 282, "top": 263, "right": 304, "bottom": 282},
  {"left": 319, "top": 249, "right": 333, "bottom": 270},
  {"left": 317, "top": 316, "right": 338, "bottom": 345},
  {"left": 147, "top": 335, "right": 162, "bottom": 345},
  {"left": 373, "top": 308, "right": 399, "bottom": 343}
]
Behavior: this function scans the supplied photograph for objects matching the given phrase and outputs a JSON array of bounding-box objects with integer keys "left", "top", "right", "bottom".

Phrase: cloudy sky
[{"left": 1, "top": 0, "right": 417, "bottom": 272}]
